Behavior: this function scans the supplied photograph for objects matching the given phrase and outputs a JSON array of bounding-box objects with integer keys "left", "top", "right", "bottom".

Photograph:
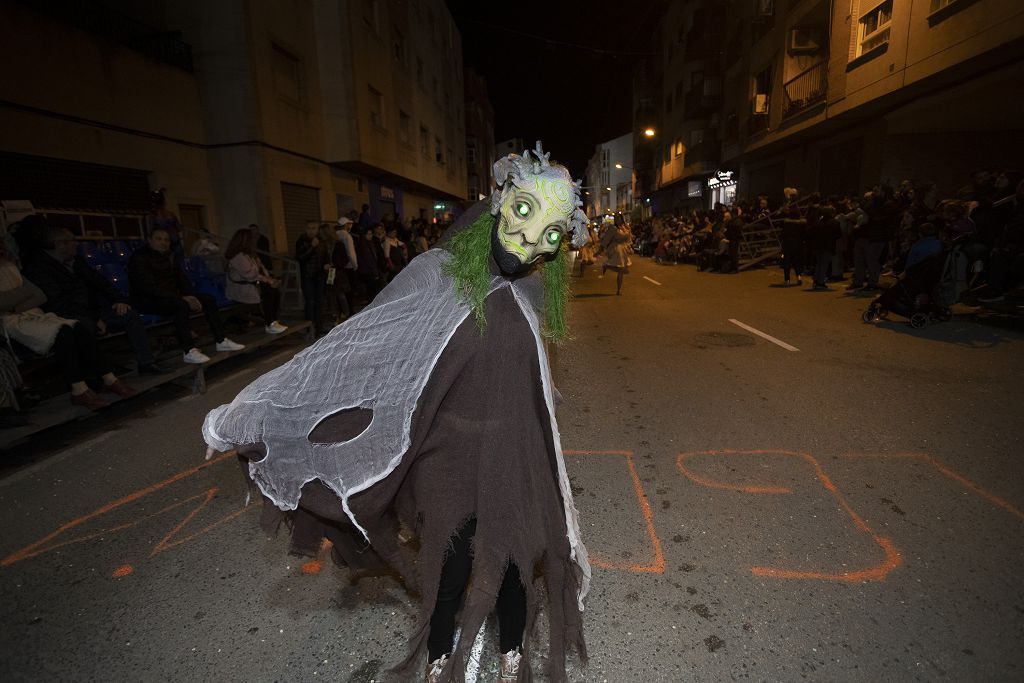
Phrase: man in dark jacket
[
  {"left": 810, "top": 205, "right": 842, "bottom": 290},
  {"left": 24, "top": 226, "right": 168, "bottom": 374},
  {"left": 295, "top": 220, "right": 325, "bottom": 335},
  {"left": 723, "top": 210, "right": 744, "bottom": 274},
  {"left": 128, "top": 229, "right": 244, "bottom": 364}
]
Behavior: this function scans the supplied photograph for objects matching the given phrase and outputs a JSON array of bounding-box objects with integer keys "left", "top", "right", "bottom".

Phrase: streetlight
[
  {"left": 643, "top": 128, "right": 656, "bottom": 137},
  {"left": 605, "top": 186, "right": 612, "bottom": 191}
]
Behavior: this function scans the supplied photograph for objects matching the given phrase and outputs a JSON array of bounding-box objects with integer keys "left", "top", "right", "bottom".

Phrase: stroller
[{"left": 862, "top": 242, "right": 968, "bottom": 328}]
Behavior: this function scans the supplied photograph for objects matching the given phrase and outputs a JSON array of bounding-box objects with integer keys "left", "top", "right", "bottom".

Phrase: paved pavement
[{"left": 2, "top": 257, "right": 1023, "bottom": 682}]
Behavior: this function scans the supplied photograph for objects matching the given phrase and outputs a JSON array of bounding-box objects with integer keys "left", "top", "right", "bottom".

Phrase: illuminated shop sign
[
  {"left": 687, "top": 181, "right": 702, "bottom": 198},
  {"left": 707, "top": 170, "right": 736, "bottom": 190}
]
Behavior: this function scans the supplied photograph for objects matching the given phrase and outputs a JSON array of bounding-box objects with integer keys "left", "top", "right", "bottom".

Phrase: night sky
[{"left": 446, "top": 0, "right": 664, "bottom": 176}]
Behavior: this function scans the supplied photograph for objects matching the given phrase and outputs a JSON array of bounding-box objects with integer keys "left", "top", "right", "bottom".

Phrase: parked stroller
[{"left": 862, "top": 242, "right": 968, "bottom": 328}]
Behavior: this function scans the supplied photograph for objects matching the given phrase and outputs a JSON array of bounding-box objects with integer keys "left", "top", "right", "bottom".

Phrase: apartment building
[
  {"left": 464, "top": 68, "right": 496, "bottom": 202},
  {"left": 0, "top": 0, "right": 467, "bottom": 252},
  {"left": 649, "top": 0, "right": 1024, "bottom": 212},
  {"left": 584, "top": 133, "right": 634, "bottom": 217}
]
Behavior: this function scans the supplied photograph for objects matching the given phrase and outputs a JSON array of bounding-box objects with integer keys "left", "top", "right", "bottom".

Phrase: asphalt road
[{"left": 2, "top": 256, "right": 1022, "bottom": 682}]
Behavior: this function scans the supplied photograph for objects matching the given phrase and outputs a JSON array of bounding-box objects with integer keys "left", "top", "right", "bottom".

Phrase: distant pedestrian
[
  {"left": 779, "top": 206, "right": 806, "bottom": 286},
  {"left": 601, "top": 221, "right": 633, "bottom": 295},
  {"left": 295, "top": 220, "right": 326, "bottom": 335}
]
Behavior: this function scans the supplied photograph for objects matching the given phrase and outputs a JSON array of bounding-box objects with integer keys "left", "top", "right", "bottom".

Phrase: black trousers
[
  {"left": 53, "top": 323, "right": 111, "bottom": 386},
  {"left": 258, "top": 284, "right": 281, "bottom": 324},
  {"left": 300, "top": 274, "right": 324, "bottom": 333},
  {"left": 135, "top": 294, "right": 225, "bottom": 351},
  {"left": 427, "top": 518, "right": 527, "bottom": 661},
  {"left": 83, "top": 309, "right": 154, "bottom": 365},
  {"left": 782, "top": 240, "right": 804, "bottom": 281}
]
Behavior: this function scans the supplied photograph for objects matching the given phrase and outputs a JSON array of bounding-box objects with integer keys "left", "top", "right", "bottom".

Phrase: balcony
[
  {"left": 684, "top": 87, "right": 722, "bottom": 120},
  {"left": 782, "top": 60, "right": 827, "bottom": 118}
]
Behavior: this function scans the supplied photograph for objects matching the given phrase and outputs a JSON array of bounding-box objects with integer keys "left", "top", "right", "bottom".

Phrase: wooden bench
[{"left": 0, "top": 319, "right": 312, "bottom": 450}]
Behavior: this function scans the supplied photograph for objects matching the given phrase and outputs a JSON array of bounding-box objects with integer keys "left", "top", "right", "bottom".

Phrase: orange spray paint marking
[
  {"left": 2, "top": 451, "right": 237, "bottom": 567},
  {"left": 111, "top": 564, "right": 134, "bottom": 578},
  {"left": 301, "top": 560, "right": 323, "bottom": 574},
  {"left": 841, "top": 452, "right": 1024, "bottom": 523},
  {"left": 564, "top": 450, "right": 666, "bottom": 574},
  {"left": 676, "top": 449, "right": 902, "bottom": 583}
]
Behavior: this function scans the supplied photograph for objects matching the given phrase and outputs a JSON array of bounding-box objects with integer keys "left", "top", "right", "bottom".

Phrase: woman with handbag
[
  {"left": 0, "top": 242, "right": 135, "bottom": 410},
  {"left": 224, "top": 229, "right": 286, "bottom": 334}
]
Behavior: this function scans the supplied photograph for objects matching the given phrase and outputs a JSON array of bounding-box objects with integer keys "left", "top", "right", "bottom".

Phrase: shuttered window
[{"left": 280, "top": 182, "right": 321, "bottom": 251}]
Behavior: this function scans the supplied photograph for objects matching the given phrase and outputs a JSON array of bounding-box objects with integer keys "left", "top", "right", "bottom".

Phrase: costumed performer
[{"left": 202, "top": 141, "right": 592, "bottom": 682}]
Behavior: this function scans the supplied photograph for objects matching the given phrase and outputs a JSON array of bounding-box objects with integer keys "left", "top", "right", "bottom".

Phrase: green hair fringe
[{"left": 442, "top": 210, "right": 571, "bottom": 343}]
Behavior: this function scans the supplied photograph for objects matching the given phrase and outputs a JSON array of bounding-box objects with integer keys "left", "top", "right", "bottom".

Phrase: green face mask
[{"left": 495, "top": 177, "right": 573, "bottom": 268}]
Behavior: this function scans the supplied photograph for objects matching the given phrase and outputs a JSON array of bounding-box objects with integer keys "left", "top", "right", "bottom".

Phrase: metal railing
[{"left": 783, "top": 60, "right": 827, "bottom": 118}]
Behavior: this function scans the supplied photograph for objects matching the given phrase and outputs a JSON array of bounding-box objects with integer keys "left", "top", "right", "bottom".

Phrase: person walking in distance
[
  {"left": 295, "top": 220, "right": 326, "bottom": 335},
  {"left": 601, "top": 218, "right": 633, "bottom": 295}
]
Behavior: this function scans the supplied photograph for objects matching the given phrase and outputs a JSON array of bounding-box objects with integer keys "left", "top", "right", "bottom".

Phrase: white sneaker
[
  {"left": 265, "top": 321, "right": 287, "bottom": 334},
  {"left": 216, "top": 338, "right": 246, "bottom": 352},
  {"left": 183, "top": 348, "right": 210, "bottom": 364}
]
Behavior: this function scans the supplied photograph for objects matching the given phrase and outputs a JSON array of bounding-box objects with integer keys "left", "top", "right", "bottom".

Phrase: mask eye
[
  {"left": 545, "top": 229, "right": 562, "bottom": 245},
  {"left": 515, "top": 201, "right": 531, "bottom": 218}
]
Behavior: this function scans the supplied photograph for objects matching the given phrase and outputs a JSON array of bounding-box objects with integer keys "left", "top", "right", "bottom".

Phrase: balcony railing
[{"left": 782, "top": 60, "right": 827, "bottom": 118}]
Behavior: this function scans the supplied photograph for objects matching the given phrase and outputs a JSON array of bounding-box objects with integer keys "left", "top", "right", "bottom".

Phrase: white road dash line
[
  {"left": 643, "top": 276, "right": 662, "bottom": 286},
  {"left": 728, "top": 318, "right": 800, "bottom": 352}
]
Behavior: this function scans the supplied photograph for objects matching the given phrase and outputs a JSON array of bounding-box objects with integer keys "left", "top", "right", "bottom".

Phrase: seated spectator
[
  {"left": 128, "top": 229, "right": 244, "bottom": 364},
  {"left": 0, "top": 242, "right": 135, "bottom": 410},
  {"left": 24, "top": 224, "right": 169, "bottom": 375},
  {"left": 191, "top": 228, "right": 225, "bottom": 274},
  {"left": 224, "top": 228, "right": 287, "bottom": 335}
]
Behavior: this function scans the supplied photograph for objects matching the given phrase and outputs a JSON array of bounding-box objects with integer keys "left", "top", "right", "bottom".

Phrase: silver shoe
[
  {"left": 498, "top": 648, "right": 521, "bottom": 682},
  {"left": 426, "top": 654, "right": 448, "bottom": 683}
]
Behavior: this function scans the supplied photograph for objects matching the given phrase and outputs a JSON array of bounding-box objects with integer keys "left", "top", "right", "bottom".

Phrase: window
[
  {"left": 930, "top": 0, "right": 956, "bottom": 12},
  {"left": 663, "top": 145, "right": 671, "bottom": 164},
  {"left": 446, "top": 147, "right": 454, "bottom": 172},
  {"left": 393, "top": 29, "right": 406, "bottom": 65},
  {"left": 468, "top": 174, "right": 479, "bottom": 199},
  {"left": 367, "top": 85, "right": 384, "bottom": 129},
  {"left": 857, "top": 0, "right": 892, "bottom": 56},
  {"left": 673, "top": 139, "right": 684, "bottom": 158},
  {"left": 271, "top": 43, "right": 304, "bottom": 105},
  {"left": 420, "top": 126, "right": 430, "bottom": 158},
  {"left": 435, "top": 136, "right": 443, "bottom": 164},
  {"left": 466, "top": 136, "right": 477, "bottom": 164},
  {"left": 756, "top": 0, "right": 774, "bottom": 17},
  {"left": 399, "top": 110, "right": 411, "bottom": 145},
  {"left": 753, "top": 65, "right": 772, "bottom": 114}
]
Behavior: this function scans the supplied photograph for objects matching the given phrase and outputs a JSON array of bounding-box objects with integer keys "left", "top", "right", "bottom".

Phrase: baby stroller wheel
[
  {"left": 862, "top": 304, "right": 881, "bottom": 323},
  {"left": 909, "top": 312, "right": 929, "bottom": 329}
]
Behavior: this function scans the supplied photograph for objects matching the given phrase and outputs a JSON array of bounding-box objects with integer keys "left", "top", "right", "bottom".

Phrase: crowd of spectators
[
  {"left": 294, "top": 205, "right": 448, "bottom": 336},
  {"left": 628, "top": 169, "right": 1024, "bottom": 306}
]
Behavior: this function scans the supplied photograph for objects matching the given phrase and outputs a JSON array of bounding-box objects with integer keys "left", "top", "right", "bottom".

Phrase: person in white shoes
[
  {"left": 224, "top": 228, "right": 288, "bottom": 336},
  {"left": 127, "top": 229, "right": 245, "bottom": 364}
]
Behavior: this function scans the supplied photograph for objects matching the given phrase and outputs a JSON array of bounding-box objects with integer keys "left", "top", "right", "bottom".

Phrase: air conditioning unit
[
  {"left": 753, "top": 94, "right": 769, "bottom": 114},
  {"left": 787, "top": 27, "right": 822, "bottom": 54}
]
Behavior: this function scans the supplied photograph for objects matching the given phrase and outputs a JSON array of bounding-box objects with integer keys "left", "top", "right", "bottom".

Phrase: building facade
[
  {"left": 584, "top": 133, "right": 634, "bottom": 217},
  {"left": 0, "top": 0, "right": 467, "bottom": 253},
  {"left": 647, "top": 0, "right": 1024, "bottom": 213}
]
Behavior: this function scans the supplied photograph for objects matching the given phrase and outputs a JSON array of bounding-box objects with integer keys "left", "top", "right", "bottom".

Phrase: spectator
[
  {"left": 147, "top": 188, "right": 184, "bottom": 257},
  {"left": 723, "top": 210, "right": 743, "bottom": 274},
  {"left": 24, "top": 225, "right": 169, "bottom": 375},
  {"left": 249, "top": 223, "right": 274, "bottom": 273},
  {"left": 224, "top": 228, "right": 286, "bottom": 335},
  {"left": 322, "top": 224, "right": 352, "bottom": 324},
  {"left": 357, "top": 203, "right": 372, "bottom": 231},
  {"left": 372, "top": 223, "right": 392, "bottom": 282},
  {"left": 810, "top": 205, "right": 841, "bottom": 290},
  {"left": 355, "top": 227, "right": 383, "bottom": 300},
  {"left": 295, "top": 220, "right": 326, "bottom": 336},
  {"left": 779, "top": 206, "right": 806, "bottom": 286},
  {"left": 128, "top": 228, "right": 244, "bottom": 364},
  {"left": 191, "top": 228, "right": 224, "bottom": 275},
  {"left": 0, "top": 242, "right": 135, "bottom": 410},
  {"left": 335, "top": 217, "right": 359, "bottom": 273},
  {"left": 385, "top": 226, "right": 408, "bottom": 275}
]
